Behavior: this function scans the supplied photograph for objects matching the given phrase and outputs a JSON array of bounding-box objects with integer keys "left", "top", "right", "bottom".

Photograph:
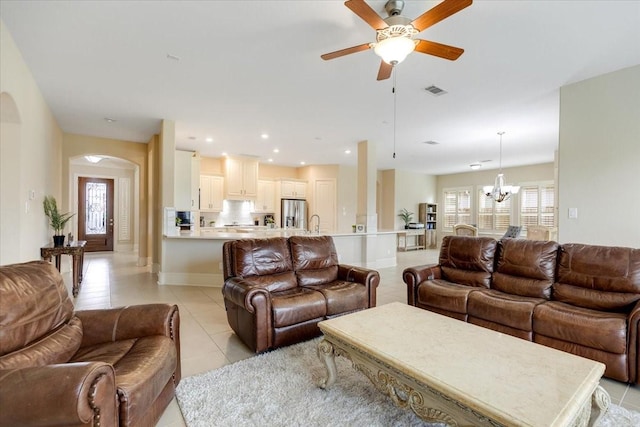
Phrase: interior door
[{"left": 78, "top": 177, "right": 114, "bottom": 252}]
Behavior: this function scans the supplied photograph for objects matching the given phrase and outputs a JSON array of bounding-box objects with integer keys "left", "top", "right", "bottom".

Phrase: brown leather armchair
[
  {"left": 0, "top": 260, "right": 181, "bottom": 427},
  {"left": 222, "top": 235, "right": 379, "bottom": 353}
]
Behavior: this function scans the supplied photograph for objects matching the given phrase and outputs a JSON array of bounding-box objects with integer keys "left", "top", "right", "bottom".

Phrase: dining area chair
[{"left": 453, "top": 224, "right": 478, "bottom": 237}]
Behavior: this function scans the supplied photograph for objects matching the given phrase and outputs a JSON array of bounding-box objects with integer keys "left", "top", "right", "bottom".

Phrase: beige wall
[
  {"left": 1, "top": 21, "right": 64, "bottom": 264},
  {"left": 558, "top": 65, "right": 640, "bottom": 247}
]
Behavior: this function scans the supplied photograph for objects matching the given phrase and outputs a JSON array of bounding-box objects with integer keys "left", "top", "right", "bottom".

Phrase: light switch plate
[{"left": 568, "top": 208, "right": 578, "bottom": 219}]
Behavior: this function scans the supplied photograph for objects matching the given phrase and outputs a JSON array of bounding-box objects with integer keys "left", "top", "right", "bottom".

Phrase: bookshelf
[{"left": 419, "top": 203, "right": 438, "bottom": 248}]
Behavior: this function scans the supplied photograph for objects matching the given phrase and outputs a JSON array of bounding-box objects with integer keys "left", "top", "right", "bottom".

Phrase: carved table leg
[
  {"left": 588, "top": 385, "right": 610, "bottom": 427},
  {"left": 317, "top": 339, "right": 337, "bottom": 389}
]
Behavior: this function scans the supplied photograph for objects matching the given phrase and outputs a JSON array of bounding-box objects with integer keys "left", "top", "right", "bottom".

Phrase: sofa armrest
[
  {"left": 628, "top": 300, "right": 640, "bottom": 383},
  {"left": 338, "top": 264, "right": 380, "bottom": 307},
  {"left": 403, "top": 264, "right": 441, "bottom": 306},
  {"left": 0, "top": 362, "right": 117, "bottom": 427},
  {"left": 222, "top": 277, "right": 272, "bottom": 314}
]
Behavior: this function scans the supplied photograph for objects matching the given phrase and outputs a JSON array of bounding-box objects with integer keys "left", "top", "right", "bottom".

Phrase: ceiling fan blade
[
  {"left": 411, "top": 0, "right": 473, "bottom": 32},
  {"left": 345, "top": 0, "right": 389, "bottom": 30},
  {"left": 321, "top": 43, "right": 372, "bottom": 60},
  {"left": 376, "top": 61, "right": 393, "bottom": 81},
  {"left": 415, "top": 39, "right": 464, "bottom": 60}
]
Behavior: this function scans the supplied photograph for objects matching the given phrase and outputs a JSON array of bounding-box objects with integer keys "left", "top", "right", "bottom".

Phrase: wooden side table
[{"left": 40, "top": 240, "right": 87, "bottom": 297}]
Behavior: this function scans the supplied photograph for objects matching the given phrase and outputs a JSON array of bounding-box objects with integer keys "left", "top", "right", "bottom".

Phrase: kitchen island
[{"left": 159, "top": 229, "right": 398, "bottom": 286}]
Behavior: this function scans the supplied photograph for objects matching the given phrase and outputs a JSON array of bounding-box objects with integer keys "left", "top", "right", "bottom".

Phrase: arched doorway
[
  {"left": 70, "top": 155, "right": 139, "bottom": 253},
  {"left": 1, "top": 92, "right": 22, "bottom": 264}
]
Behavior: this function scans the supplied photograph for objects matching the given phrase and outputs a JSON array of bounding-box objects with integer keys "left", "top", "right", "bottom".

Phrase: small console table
[
  {"left": 40, "top": 240, "right": 86, "bottom": 297},
  {"left": 396, "top": 229, "right": 425, "bottom": 251}
]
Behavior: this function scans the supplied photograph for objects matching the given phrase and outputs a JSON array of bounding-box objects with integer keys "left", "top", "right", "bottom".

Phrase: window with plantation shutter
[
  {"left": 477, "top": 189, "right": 511, "bottom": 232},
  {"left": 443, "top": 188, "right": 472, "bottom": 229},
  {"left": 520, "top": 182, "right": 556, "bottom": 229}
]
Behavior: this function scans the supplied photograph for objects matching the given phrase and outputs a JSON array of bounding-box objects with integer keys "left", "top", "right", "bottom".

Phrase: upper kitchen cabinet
[
  {"left": 255, "top": 180, "right": 276, "bottom": 213},
  {"left": 174, "top": 150, "right": 200, "bottom": 210},
  {"left": 200, "top": 175, "right": 224, "bottom": 212},
  {"left": 224, "top": 156, "right": 258, "bottom": 200},
  {"left": 280, "top": 179, "right": 307, "bottom": 199}
]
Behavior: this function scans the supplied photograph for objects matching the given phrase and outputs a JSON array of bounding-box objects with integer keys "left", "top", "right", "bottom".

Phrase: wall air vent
[{"left": 424, "top": 85, "right": 447, "bottom": 96}]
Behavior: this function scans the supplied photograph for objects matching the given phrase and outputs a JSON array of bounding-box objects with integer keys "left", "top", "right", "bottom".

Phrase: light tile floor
[{"left": 64, "top": 249, "right": 639, "bottom": 426}]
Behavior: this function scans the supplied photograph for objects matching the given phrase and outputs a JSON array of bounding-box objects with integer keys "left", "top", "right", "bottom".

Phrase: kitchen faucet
[{"left": 309, "top": 214, "right": 320, "bottom": 234}]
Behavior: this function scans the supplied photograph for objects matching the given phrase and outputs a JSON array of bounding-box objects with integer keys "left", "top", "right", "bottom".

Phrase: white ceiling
[{"left": 1, "top": 1, "right": 639, "bottom": 174}]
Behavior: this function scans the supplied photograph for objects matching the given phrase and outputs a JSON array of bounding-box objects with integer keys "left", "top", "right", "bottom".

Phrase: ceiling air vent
[
  {"left": 423, "top": 140, "right": 439, "bottom": 145},
  {"left": 424, "top": 85, "right": 447, "bottom": 96}
]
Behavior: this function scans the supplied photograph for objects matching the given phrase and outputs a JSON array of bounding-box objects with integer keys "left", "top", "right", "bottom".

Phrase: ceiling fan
[{"left": 321, "top": 0, "right": 472, "bottom": 80}]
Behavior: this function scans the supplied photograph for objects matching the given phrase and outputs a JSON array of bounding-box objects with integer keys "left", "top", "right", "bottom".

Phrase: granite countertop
[{"left": 164, "top": 229, "right": 399, "bottom": 240}]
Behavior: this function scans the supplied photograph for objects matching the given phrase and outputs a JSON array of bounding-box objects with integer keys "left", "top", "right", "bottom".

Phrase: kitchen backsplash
[{"left": 200, "top": 200, "right": 272, "bottom": 227}]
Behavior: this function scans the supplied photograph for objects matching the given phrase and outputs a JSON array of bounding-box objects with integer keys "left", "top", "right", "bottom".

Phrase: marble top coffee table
[{"left": 317, "top": 302, "right": 610, "bottom": 427}]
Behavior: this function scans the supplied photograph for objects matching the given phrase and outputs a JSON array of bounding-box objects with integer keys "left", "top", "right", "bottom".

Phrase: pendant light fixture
[{"left": 483, "top": 132, "right": 520, "bottom": 203}]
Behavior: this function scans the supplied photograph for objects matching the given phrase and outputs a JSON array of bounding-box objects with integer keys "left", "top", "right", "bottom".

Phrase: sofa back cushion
[
  {"left": 439, "top": 236, "right": 497, "bottom": 288},
  {"left": 228, "top": 237, "right": 297, "bottom": 292},
  {"left": 493, "top": 239, "right": 559, "bottom": 299},
  {"left": 289, "top": 235, "right": 339, "bottom": 286},
  {"left": 554, "top": 244, "right": 640, "bottom": 312},
  {"left": 0, "top": 261, "right": 80, "bottom": 366}
]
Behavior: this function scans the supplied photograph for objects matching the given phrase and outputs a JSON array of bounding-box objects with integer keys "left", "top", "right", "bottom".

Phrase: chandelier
[{"left": 483, "top": 132, "right": 520, "bottom": 203}]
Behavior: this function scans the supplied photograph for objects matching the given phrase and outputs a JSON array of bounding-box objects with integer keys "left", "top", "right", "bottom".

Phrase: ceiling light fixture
[
  {"left": 104, "top": 117, "right": 116, "bottom": 123},
  {"left": 483, "top": 132, "right": 520, "bottom": 203},
  {"left": 205, "top": 137, "right": 213, "bottom": 143},
  {"left": 273, "top": 148, "right": 279, "bottom": 153},
  {"left": 85, "top": 155, "right": 102, "bottom": 163},
  {"left": 261, "top": 133, "right": 269, "bottom": 139},
  {"left": 470, "top": 163, "right": 481, "bottom": 170},
  {"left": 373, "top": 32, "right": 417, "bottom": 65}
]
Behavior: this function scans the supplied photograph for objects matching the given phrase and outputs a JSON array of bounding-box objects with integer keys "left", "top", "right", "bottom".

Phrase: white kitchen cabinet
[
  {"left": 224, "top": 156, "right": 258, "bottom": 199},
  {"left": 255, "top": 180, "right": 276, "bottom": 213},
  {"left": 200, "top": 175, "right": 224, "bottom": 212},
  {"left": 174, "top": 150, "right": 200, "bottom": 210},
  {"left": 280, "top": 180, "right": 307, "bottom": 198}
]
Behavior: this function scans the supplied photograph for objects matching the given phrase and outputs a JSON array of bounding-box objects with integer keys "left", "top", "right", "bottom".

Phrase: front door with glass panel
[{"left": 78, "top": 177, "right": 114, "bottom": 252}]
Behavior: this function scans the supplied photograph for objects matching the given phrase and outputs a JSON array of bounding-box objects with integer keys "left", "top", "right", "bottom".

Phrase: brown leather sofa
[
  {"left": 222, "top": 235, "right": 380, "bottom": 353},
  {"left": 403, "top": 236, "right": 640, "bottom": 383},
  {"left": 0, "top": 260, "right": 181, "bottom": 427}
]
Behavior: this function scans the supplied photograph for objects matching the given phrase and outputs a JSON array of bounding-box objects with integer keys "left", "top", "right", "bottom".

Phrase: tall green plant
[
  {"left": 398, "top": 208, "right": 414, "bottom": 226},
  {"left": 43, "top": 195, "right": 75, "bottom": 235}
]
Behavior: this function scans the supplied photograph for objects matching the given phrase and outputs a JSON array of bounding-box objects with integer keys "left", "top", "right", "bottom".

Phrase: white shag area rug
[{"left": 176, "top": 338, "right": 640, "bottom": 427}]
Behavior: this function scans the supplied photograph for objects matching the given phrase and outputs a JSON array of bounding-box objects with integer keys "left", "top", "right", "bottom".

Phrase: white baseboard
[{"left": 157, "top": 272, "right": 223, "bottom": 287}]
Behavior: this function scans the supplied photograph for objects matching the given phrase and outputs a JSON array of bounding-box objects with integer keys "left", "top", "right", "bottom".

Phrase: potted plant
[
  {"left": 398, "top": 208, "right": 414, "bottom": 229},
  {"left": 43, "top": 195, "right": 75, "bottom": 246}
]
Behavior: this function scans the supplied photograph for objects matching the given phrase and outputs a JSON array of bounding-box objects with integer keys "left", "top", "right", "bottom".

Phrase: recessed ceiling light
[
  {"left": 221, "top": 152, "right": 228, "bottom": 157},
  {"left": 345, "top": 150, "right": 351, "bottom": 154},
  {"left": 268, "top": 158, "right": 273, "bottom": 162},
  {"left": 261, "top": 133, "right": 269, "bottom": 139},
  {"left": 300, "top": 161, "right": 306, "bottom": 165},
  {"left": 104, "top": 117, "right": 116, "bottom": 123},
  {"left": 470, "top": 163, "right": 482, "bottom": 170},
  {"left": 205, "top": 137, "right": 213, "bottom": 143},
  {"left": 273, "top": 148, "right": 279, "bottom": 153}
]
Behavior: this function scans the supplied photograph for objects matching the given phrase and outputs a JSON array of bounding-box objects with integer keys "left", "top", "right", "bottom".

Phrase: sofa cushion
[
  {"left": 439, "top": 236, "right": 497, "bottom": 288},
  {"left": 555, "top": 244, "right": 640, "bottom": 312},
  {"left": 533, "top": 301, "right": 627, "bottom": 354},
  {"left": 271, "top": 288, "right": 327, "bottom": 328},
  {"left": 468, "top": 290, "right": 544, "bottom": 332},
  {"left": 289, "top": 235, "right": 339, "bottom": 286},
  {"left": 0, "top": 316, "right": 83, "bottom": 369},
  {"left": 307, "top": 281, "right": 368, "bottom": 315},
  {"left": 493, "top": 239, "right": 559, "bottom": 299},
  {"left": 0, "top": 260, "right": 75, "bottom": 356},
  {"left": 417, "top": 279, "right": 479, "bottom": 315},
  {"left": 231, "top": 238, "right": 297, "bottom": 292}
]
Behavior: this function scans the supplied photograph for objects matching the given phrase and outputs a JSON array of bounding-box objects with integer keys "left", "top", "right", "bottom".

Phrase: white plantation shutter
[
  {"left": 444, "top": 188, "right": 472, "bottom": 229},
  {"left": 477, "top": 188, "right": 511, "bottom": 231},
  {"left": 520, "top": 183, "right": 556, "bottom": 229}
]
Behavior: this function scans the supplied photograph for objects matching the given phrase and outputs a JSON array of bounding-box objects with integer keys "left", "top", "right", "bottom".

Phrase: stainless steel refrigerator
[{"left": 281, "top": 199, "right": 307, "bottom": 230}]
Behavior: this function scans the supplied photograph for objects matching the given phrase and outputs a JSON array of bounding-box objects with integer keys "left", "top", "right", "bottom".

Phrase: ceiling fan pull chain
[{"left": 393, "top": 69, "right": 397, "bottom": 159}]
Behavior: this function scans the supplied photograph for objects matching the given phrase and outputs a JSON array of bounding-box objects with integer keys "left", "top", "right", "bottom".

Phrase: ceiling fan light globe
[{"left": 374, "top": 36, "right": 415, "bottom": 65}]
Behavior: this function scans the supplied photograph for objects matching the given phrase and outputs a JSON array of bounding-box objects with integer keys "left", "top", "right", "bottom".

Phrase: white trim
[{"left": 157, "top": 272, "right": 223, "bottom": 287}]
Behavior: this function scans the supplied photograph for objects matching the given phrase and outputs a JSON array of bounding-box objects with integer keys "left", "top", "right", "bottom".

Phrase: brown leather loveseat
[
  {"left": 403, "top": 236, "right": 640, "bottom": 383},
  {"left": 0, "top": 260, "right": 181, "bottom": 426},
  {"left": 222, "top": 235, "right": 380, "bottom": 353}
]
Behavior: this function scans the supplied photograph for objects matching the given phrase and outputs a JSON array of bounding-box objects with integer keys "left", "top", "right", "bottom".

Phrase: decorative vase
[{"left": 53, "top": 235, "right": 65, "bottom": 247}]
